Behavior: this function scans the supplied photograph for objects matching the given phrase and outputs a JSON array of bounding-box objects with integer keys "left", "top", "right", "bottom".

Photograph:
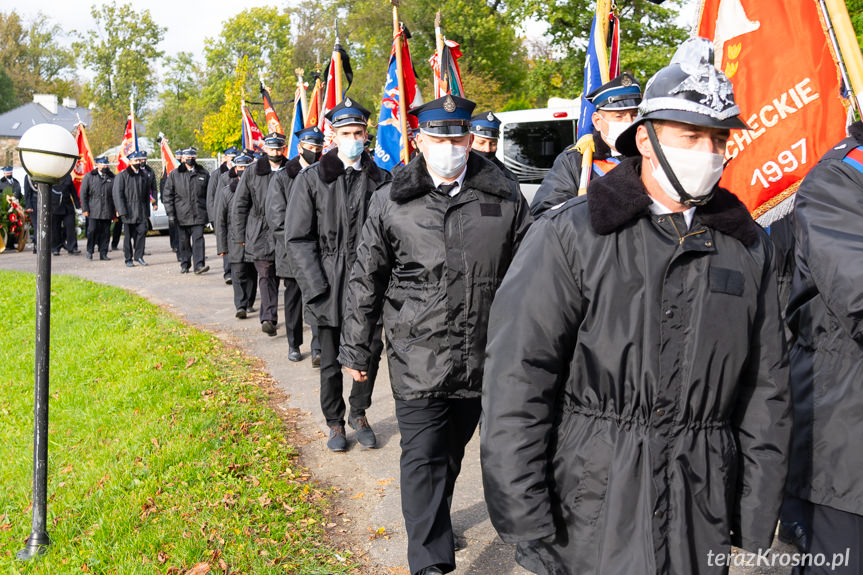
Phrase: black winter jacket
[
  {"left": 481, "top": 157, "right": 791, "bottom": 575},
  {"left": 207, "top": 162, "right": 229, "bottom": 222},
  {"left": 215, "top": 167, "right": 254, "bottom": 264},
  {"left": 339, "top": 153, "right": 531, "bottom": 399},
  {"left": 112, "top": 167, "right": 151, "bottom": 224},
  {"left": 50, "top": 175, "right": 79, "bottom": 215},
  {"left": 286, "top": 149, "right": 391, "bottom": 327},
  {"left": 163, "top": 162, "right": 209, "bottom": 226},
  {"left": 80, "top": 169, "right": 115, "bottom": 220},
  {"left": 785, "top": 122, "right": 863, "bottom": 516},
  {"left": 233, "top": 156, "right": 283, "bottom": 261},
  {"left": 266, "top": 156, "right": 304, "bottom": 278}
]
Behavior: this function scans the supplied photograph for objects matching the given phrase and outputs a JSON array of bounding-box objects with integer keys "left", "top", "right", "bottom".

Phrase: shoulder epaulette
[
  {"left": 544, "top": 195, "right": 588, "bottom": 218},
  {"left": 840, "top": 144, "right": 863, "bottom": 175}
]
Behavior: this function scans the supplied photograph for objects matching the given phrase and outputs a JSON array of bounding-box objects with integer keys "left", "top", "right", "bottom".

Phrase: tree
[
  {"left": 198, "top": 57, "right": 249, "bottom": 155},
  {"left": 0, "top": 68, "right": 15, "bottom": 113},
  {"left": 148, "top": 53, "right": 209, "bottom": 154},
  {"left": 75, "top": 2, "right": 165, "bottom": 110},
  {"left": 0, "top": 10, "right": 77, "bottom": 107}
]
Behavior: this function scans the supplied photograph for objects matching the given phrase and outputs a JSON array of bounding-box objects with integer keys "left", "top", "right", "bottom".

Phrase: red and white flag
[
  {"left": 72, "top": 123, "right": 95, "bottom": 196},
  {"left": 160, "top": 136, "right": 179, "bottom": 175},
  {"left": 116, "top": 113, "right": 137, "bottom": 172}
]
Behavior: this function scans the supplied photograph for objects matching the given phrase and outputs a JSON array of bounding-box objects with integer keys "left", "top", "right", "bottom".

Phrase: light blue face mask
[{"left": 339, "top": 138, "right": 364, "bottom": 160}]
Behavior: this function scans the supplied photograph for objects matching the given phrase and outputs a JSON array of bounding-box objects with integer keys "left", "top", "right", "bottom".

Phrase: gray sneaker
[
  {"left": 348, "top": 415, "right": 377, "bottom": 448},
  {"left": 327, "top": 426, "right": 347, "bottom": 452}
]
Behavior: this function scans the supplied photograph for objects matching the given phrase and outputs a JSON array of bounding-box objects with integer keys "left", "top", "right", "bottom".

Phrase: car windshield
[{"left": 502, "top": 120, "right": 577, "bottom": 184}]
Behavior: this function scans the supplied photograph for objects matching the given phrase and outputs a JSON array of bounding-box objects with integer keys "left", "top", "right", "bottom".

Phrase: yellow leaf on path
[{"left": 350, "top": 492, "right": 365, "bottom": 499}]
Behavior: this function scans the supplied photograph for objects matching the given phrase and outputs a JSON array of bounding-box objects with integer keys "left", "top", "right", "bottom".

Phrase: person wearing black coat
[
  {"left": 530, "top": 73, "right": 642, "bottom": 217},
  {"left": 23, "top": 174, "right": 37, "bottom": 253},
  {"left": 216, "top": 153, "right": 257, "bottom": 317},
  {"left": 784, "top": 121, "right": 863, "bottom": 574},
  {"left": 163, "top": 148, "right": 210, "bottom": 274},
  {"left": 267, "top": 127, "right": 324, "bottom": 363},
  {"left": 469, "top": 111, "right": 518, "bottom": 182},
  {"left": 112, "top": 152, "right": 151, "bottom": 267},
  {"left": 286, "top": 99, "right": 391, "bottom": 453},
  {"left": 481, "top": 39, "right": 791, "bottom": 575},
  {"left": 80, "top": 157, "right": 115, "bottom": 260},
  {"left": 209, "top": 146, "right": 238, "bottom": 282},
  {"left": 49, "top": 173, "right": 80, "bottom": 255},
  {"left": 233, "top": 134, "right": 285, "bottom": 334},
  {"left": 340, "top": 95, "right": 531, "bottom": 575},
  {"left": 0, "top": 166, "right": 21, "bottom": 200}
]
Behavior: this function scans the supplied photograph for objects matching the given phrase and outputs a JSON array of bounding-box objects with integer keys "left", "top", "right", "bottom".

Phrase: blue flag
[
  {"left": 374, "top": 53, "right": 404, "bottom": 171},
  {"left": 287, "top": 95, "right": 305, "bottom": 160},
  {"left": 577, "top": 14, "right": 604, "bottom": 140}
]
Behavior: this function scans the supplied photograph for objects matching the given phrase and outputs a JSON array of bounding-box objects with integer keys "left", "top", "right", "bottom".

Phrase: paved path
[{"left": 0, "top": 235, "right": 791, "bottom": 575}]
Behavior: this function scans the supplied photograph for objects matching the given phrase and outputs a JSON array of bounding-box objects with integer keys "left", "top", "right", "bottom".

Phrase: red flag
[
  {"left": 260, "top": 83, "right": 284, "bottom": 135},
  {"left": 241, "top": 103, "right": 264, "bottom": 152},
  {"left": 117, "top": 114, "right": 137, "bottom": 172},
  {"left": 160, "top": 137, "right": 179, "bottom": 175},
  {"left": 322, "top": 41, "right": 352, "bottom": 149},
  {"left": 305, "top": 76, "right": 323, "bottom": 129},
  {"left": 72, "top": 123, "right": 95, "bottom": 196},
  {"left": 429, "top": 39, "right": 464, "bottom": 98},
  {"left": 697, "top": 0, "right": 849, "bottom": 223}
]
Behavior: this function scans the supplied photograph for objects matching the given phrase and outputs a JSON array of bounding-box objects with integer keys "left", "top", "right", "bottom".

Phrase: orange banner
[
  {"left": 72, "top": 124, "right": 95, "bottom": 196},
  {"left": 697, "top": 0, "right": 849, "bottom": 221}
]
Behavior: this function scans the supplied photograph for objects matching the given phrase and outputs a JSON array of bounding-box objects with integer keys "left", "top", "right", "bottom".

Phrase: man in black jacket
[
  {"left": 50, "top": 173, "right": 80, "bottom": 256},
  {"left": 80, "top": 156, "right": 115, "bottom": 260},
  {"left": 481, "top": 39, "right": 791, "bottom": 575},
  {"left": 233, "top": 133, "right": 284, "bottom": 334},
  {"left": 112, "top": 151, "right": 151, "bottom": 267},
  {"left": 286, "top": 98, "right": 391, "bottom": 452},
  {"left": 469, "top": 112, "right": 517, "bottom": 182},
  {"left": 340, "top": 94, "right": 531, "bottom": 575},
  {"left": 784, "top": 121, "right": 863, "bottom": 574},
  {"left": 267, "top": 126, "right": 324, "bottom": 363},
  {"left": 216, "top": 151, "right": 257, "bottom": 318},
  {"left": 164, "top": 147, "right": 210, "bottom": 274},
  {"left": 0, "top": 166, "right": 21, "bottom": 200},
  {"left": 209, "top": 146, "right": 238, "bottom": 283},
  {"left": 530, "top": 73, "right": 642, "bottom": 216}
]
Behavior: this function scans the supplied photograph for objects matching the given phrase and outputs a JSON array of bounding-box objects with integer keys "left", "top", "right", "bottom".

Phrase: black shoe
[
  {"left": 454, "top": 534, "right": 468, "bottom": 552},
  {"left": 327, "top": 426, "right": 347, "bottom": 452},
  {"left": 32, "top": 247, "right": 37, "bottom": 254},
  {"left": 69, "top": 249, "right": 81, "bottom": 255},
  {"left": 135, "top": 258, "right": 148, "bottom": 266},
  {"left": 180, "top": 267, "right": 190, "bottom": 274},
  {"left": 235, "top": 308, "right": 247, "bottom": 319},
  {"left": 125, "top": 261, "right": 135, "bottom": 267},
  {"left": 225, "top": 277, "right": 232, "bottom": 285},
  {"left": 194, "top": 265, "right": 210, "bottom": 275},
  {"left": 85, "top": 252, "right": 93, "bottom": 260},
  {"left": 52, "top": 250, "right": 60, "bottom": 256},
  {"left": 778, "top": 521, "right": 809, "bottom": 553},
  {"left": 100, "top": 254, "right": 110, "bottom": 261},
  {"left": 311, "top": 351, "right": 321, "bottom": 368},
  {"left": 418, "top": 567, "right": 444, "bottom": 575},
  {"left": 110, "top": 245, "right": 117, "bottom": 251},
  {"left": 261, "top": 321, "right": 277, "bottom": 336},
  {"left": 348, "top": 415, "right": 377, "bottom": 448},
  {"left": 288, "top": 347, "right": 301, "bottom": 362}
]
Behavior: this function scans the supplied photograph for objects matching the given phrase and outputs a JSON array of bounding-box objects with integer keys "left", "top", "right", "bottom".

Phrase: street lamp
[{"left": 15, "top": 123, "right": 78, "bottom": 561}]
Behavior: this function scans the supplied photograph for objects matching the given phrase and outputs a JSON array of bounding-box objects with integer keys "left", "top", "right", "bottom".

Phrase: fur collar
[
  {"left": 286, "top": 156, "right": 303, "bottom": 179},
  {"left": 318, "top": 148, "right": 383, "bottom": 184},
  {"left": 594, "top": 131, "right": 613, "bottom": 160},
  {"left": 219, "top": 162, "right": 229, "bottom": 174},
  {"left": 850, "top": 121, "right": 863, "bottom": 144},
  {"left": 588, "top": 156, "right": 760, "bottom": 246},
  {"left": 255, "top": 155, "right": 284, "bottom": 177},
  {"left": 178, "top": 162, "right": 208, "bottom": 176},
  {"left": 390, "top": 152, "right": 512, "bottom": 203}
]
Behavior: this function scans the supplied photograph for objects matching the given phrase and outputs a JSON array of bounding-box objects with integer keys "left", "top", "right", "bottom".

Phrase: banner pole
[
  {"left": 392, "top": 0, "right": 410, "bottom": 165},
  {"left": 821, "top": 0, "right": 863, "bottom": 119}
]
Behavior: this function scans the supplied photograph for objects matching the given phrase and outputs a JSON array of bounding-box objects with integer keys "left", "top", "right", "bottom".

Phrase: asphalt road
[{"left": 0, "top": 234, "right": 792, "bottom": 575}]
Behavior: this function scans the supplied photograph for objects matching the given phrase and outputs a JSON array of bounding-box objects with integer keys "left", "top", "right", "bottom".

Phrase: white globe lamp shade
[{"left": 16, "top": 124, "right": 79, "bottom": 184}]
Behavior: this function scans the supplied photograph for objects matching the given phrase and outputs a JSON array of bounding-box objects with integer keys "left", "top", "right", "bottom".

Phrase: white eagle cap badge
[
  {"left": 345, "top": 97, "right": 353, "bottom": 107},
  {"left": 443, "top": 95, "right": 456, "bottom": 113},
  {"left": 487, "top": 112, "right": 494, "bottom": 121}
]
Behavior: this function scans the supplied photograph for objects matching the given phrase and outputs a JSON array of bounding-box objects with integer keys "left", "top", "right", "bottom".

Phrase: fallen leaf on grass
[
  {"left": 151, "top": 438, "right": 160, "bottom": 449},
  {"left": 0, "top": 523, "right": 11, "bottom": 531},
  {"left": 184, "top": 562, "right": 210, "bottom": 575},
  {"left": 157, "top": 551, "right": 169, "bottom": 564},
  {"left": 185, "top": 357, "right": 197, "bottom": 368}
]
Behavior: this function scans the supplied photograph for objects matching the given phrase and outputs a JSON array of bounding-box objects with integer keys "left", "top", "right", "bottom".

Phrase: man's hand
[
  {"left": 82, "top": 211, "right": 89, "bottom": 217},
  {"left": 344, "top": 367, "right": 368, "bottom": 382}
]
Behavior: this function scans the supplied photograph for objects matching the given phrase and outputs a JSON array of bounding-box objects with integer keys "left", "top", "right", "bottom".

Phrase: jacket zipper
[{"left": 667, "top": 215, "right": 707, "bottom": 245}]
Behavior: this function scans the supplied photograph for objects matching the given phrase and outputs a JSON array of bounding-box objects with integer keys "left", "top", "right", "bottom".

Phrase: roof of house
[{"left": 0, "top": 101, "right": 92, "bottom": 139}]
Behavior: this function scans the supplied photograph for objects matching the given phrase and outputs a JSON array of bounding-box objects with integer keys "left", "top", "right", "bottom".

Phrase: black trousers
[
  {"left": 395, "top": 397, "right": 482, "bottom": 575},
  {"left": 222, "top": 255, "right": 232, "bottom": 279},
  {"left": 123, "top": 221, "right": 147, "bottom": 262},
  {"left": 177, "top": 224, "right": 205, "bottom": 271},
  {"left": 793, "top": 501, "right": 863, "bottom": 574},
  {"left": 282, "top": 277, "right": 319, "bottom": 351},
  {"left": 52, "top": 212, "right": 76, "bottom": 252},
  {"left": 318, "top": 324, "right": 383, "bottom": 428},
  {"left": 111, "top": 217, "right": 122, "bottom": 248},
  {"left": 230, "top": 261, "right": 258, "bottom": 311},
  {"left": 86, "top": 218, "right": 111, "bottom": 256},
  {"left": 168, "top": 220, "right": 178, "bottom": 251},
  {"left": 254, "top": 260, "right": 278, "bottom": 323}
]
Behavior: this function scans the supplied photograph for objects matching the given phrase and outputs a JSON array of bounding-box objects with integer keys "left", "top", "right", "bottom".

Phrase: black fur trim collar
[
  {"left": 255, "top": 155, "right": 279, "bottom": 176},
  {"left": 178, "top": 163, "right": 208, "bottom": 176},
  {"left": 594, "top": 131, "right": 613, "bottom": 160},
  {"left": 390, "top": 152, "right": 512, "bottom": 203},
  {"left": 588, "top": 156, "right": 760, "bottom": 246},
  {"left": 318, "top": 148, "right": 383, "bottom": 184},
  {"left": 286, "top": 156, "right": 302, "bottom": 179},
  {"left": 850, "top": 121, "right": 863, "bottom": 143},
  {"left": 219, "top": 162, "right": 229, "bottom": 174}
]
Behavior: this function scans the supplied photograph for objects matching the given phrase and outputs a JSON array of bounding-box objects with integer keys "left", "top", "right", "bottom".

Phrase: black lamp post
[{"left": 15, "top": 123, "right": 79, "bottom": 561}]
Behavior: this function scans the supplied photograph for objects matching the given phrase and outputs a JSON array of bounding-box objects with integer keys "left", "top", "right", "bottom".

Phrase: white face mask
[
  {"left": 603, "top": 120, "right": 631, "bottom": 156},
  {"left": 650, "top": 145, "right": 725, "bottom": 205},
  {"left": 424, "top": 141, "right": 468, "bottom": 179},
  {"left": 339, "top": 137, "right": 364, "bottom": 160}
]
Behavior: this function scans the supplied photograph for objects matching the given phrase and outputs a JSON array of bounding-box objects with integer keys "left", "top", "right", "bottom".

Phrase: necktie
[{"left": 438, "top": 182, "right": 457, "bottom": 196}]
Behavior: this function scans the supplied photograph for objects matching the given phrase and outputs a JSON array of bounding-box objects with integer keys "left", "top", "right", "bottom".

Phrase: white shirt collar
[
  {"left": 429, "top": 167, "right": 467, "bottom": 197},
  {"left": 341, "top": 156, "right": 362, "bottom": 171},
  {"left": 648, "top": 196, "right": 696, "bottom": 228}
]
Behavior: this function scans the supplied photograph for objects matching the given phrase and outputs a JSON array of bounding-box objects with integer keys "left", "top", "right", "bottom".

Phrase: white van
[{"left": 495, "top": 97, "right": 581, "bottom": 204}]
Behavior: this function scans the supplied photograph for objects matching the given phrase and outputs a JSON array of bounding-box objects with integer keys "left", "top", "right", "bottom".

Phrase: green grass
[{"left": 0, "top": 271, "right": 355, "bottom": 574}]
